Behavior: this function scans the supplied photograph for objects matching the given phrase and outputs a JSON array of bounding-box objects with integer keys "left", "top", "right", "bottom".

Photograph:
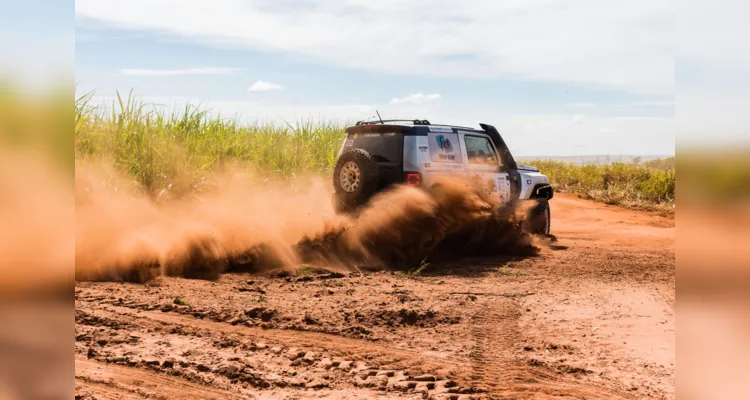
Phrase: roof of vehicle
[{"left": 346, "top": 119, "right": 486, "bottom": 135}]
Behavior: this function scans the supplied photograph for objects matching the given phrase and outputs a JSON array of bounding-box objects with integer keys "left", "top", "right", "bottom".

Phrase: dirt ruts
[{"left": 75, "top": 193, "right": 675, "bottom": 399}]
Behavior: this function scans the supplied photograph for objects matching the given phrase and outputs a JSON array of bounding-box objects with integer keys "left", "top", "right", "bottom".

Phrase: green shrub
[{"left": 527, "top": 160, "right": 675, "bottom": 213}]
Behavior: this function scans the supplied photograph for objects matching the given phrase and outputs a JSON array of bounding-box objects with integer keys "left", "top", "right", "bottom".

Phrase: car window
[
  {"left": 349, "top": 132, "right": 402, "bottom": 162},
  {"left": 464, "top": 135, "right": 498, "bottom": 166}
]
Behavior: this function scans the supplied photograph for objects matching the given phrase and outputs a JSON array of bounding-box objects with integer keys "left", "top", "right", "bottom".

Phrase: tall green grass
[
  {"left": 526, "top": 160, "right": 675, "bottom": 213},
  {"left": 75, "top": 90, "right": 675, "bottom": 212},
  {"left": 76, "top": 90, "right": 347, "bottom": 195}
]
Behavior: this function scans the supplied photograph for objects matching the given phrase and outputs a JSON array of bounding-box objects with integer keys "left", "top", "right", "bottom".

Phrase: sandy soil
[{"left": 75, "top": 194, "right": 674, "bottom": 399}]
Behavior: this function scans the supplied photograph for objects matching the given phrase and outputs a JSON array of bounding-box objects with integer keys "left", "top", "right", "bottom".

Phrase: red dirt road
[{"left": 75, "top": 194, "right": 675, "bottom": 399}]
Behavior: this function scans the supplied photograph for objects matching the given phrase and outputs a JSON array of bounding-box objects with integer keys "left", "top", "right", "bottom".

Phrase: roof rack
[
  {"left": 429, "top": 123, "right": 479, "bottom": 131},
  {"left": 353, "top": 119, "right": 480, "bottom": 131},
  {"left": 355, "top": 119, "right": 431, "bottom": 126}
]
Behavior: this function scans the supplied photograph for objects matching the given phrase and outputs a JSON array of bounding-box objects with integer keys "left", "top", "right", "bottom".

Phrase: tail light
[{"left": 405, "top": 172, "right": 422, "bottom": 187}]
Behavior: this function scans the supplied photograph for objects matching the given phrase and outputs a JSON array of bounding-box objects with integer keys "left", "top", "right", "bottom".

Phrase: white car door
[
  {"left": 417, "top": 127, "right": 467, "bottom": 185},
  {"left": 458, "top": 132, "right": 511, "bottom": 205}
]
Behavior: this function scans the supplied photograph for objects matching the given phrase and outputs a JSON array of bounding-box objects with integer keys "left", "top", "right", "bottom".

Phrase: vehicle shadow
[
  {"left": 411, "top": 233, "right": 568, "bottom": 278},
  {"left": 417, "top": 254, "right": 541, "bottom": 278}
]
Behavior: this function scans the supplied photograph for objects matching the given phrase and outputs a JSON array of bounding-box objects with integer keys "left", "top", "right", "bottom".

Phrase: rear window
[
  {"left": 346, "top": 131, "right": 402, "bottom": 163},
  {"left": 428, "top": 132, "right": 463, "bottom": 163}
]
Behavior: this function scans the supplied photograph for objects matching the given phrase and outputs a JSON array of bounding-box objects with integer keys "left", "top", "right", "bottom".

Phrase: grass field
[
  {"left": 75, "top": 90, "right": 675, "bottom": 212},
  {"left": 523, "top": 159, "right": 675, "bottom": 213},
  {"left": 76, "top": 91, "right": 348, "bottom": 196}
]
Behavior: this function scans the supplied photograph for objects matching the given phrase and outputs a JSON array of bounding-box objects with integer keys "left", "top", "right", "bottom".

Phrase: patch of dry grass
[{"left": 526, "top": 160, "right": 675, "bottom": 214}]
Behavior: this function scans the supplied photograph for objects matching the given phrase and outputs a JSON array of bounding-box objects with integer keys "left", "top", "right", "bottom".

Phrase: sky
[{"left": 54, "top": 0, "right": 739, "bottom": 156}]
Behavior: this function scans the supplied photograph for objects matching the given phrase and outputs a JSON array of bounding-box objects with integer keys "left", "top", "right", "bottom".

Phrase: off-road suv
[{"left": 332, "top": 119, "right": 554, "bottom": 235}]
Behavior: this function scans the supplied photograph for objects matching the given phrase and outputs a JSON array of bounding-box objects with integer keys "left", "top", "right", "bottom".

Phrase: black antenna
[{"left": 376, "top": 110, "right": 384, "bottom": 124}]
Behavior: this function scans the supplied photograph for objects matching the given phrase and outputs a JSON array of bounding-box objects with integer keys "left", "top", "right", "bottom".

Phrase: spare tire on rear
[{"left": 332, "top": 148, "right": 379, "bottom": 213}]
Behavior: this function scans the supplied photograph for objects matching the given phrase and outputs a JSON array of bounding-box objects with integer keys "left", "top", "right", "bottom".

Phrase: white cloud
[
  {"left": 120, "top": 67, "right": 241, "bottom": 76},
  {"left": 620, "top": 101, "right": 675, "bottom": 107},
  {"left": 570, "top": 114, "right": 586, "bottom": 124},
  {"left": 389, "top": 93, "right": 441, "bottom": 105},
  {"left": 566, "top": 103, "right": 599, "bottom": 109},
  {"left": 248, "top": 80, "right": 283, "bottom": 92},
  {"left": 75, "top": 0, "right": 675, "bottom": 95}
]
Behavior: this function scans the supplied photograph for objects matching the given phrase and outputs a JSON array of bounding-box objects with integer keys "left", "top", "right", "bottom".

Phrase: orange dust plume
[{"left": 75, "top": 161, "right": 545, "bottom": 283}]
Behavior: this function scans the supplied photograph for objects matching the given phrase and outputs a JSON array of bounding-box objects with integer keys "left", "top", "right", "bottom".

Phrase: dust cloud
[
  {"left": 75, "top": 162, "right": 544, "bottom": 283},
  {"left": 75, "top": 161, "right": 336, "bottom": 282},
  {"left": 297, "top": 178, "right": 542, "bottom": 268}
]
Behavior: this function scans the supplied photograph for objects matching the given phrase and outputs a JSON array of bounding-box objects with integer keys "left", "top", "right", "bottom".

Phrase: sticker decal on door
[
  {"left": 428, "top": 132, "right": 463, "bottom": 163},
  {"left": 435, "top": 134, "right": 453, "bottom": 152}
]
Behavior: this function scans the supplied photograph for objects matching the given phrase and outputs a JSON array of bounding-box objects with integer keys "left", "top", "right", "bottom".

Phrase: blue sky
[{"left": 72, "top": 0, "right": 684, "bottom": 156}]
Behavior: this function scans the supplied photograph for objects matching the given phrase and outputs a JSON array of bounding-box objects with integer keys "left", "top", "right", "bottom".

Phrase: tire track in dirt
[
  {"left": 466, "top": 297, "right": 518, "bottom": 395},
  {"left": 76, "top": 357, "right": 392, "bottom": 400},
  {"left": 461, "top": 292, "right": 640, "bottom": 400},
  {"left": 83, "top": 303, "right": 457, "bottom": 376},
  {"left": 75, "top": 193, "right": 673, "bottom": 399},
  {"left": 80, "top": 302, "right": 634, "bottom": 399},
  {"left": 76, "top": 357, "right": 244, "bottom": 399},
  {"left": 76, "top": 303, "right": 473, "bottom": 399}
]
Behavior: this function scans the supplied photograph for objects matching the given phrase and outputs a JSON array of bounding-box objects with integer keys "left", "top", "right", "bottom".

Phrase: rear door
[
  {"left": 458, "top": 132, "right": 511, "bottom": 205},
  {"left": 416, "top": 127, "right": 467, "bottom": 185}
]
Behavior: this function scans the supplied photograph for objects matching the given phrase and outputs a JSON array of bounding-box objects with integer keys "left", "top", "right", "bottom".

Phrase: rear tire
[
  {"left": 524, "top": 199, "right": 551, "bottom": 236},
  {"left": 332, "top": 148, "right": 379, "bottom": 214}
]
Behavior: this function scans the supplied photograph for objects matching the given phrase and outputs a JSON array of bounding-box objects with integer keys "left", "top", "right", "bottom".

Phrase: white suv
[{"left": 332, "top": 119, "right": 553, "bottom": 235}]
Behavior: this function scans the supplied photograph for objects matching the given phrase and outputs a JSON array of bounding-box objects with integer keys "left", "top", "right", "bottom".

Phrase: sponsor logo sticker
[
  {"left": 428, "top": 126, "right": 454, "bottom": 133},
  {"left": 435, "top": 134, "right": 454, "bottom": 152},
  {"left": 418, "top": 145, "right": 429, "bottom": 152},
  {"left": 427, "top": 132, "right": 463, "bottom": 163}
]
